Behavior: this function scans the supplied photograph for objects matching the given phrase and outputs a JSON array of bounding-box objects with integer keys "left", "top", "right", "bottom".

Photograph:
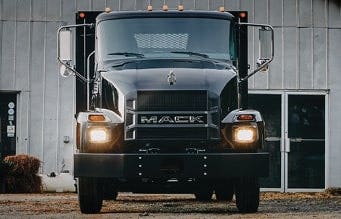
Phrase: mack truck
[{"left": 57, "top": 6, "right": 274, "bottom": 214}]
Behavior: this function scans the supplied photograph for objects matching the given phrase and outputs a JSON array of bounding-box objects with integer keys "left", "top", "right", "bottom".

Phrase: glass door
[
  {"left": 249, "top": 93, "right": 283, "bottom": 190},
  {"left": 285, "top": 94, "right": 325, "bottom": 190}
]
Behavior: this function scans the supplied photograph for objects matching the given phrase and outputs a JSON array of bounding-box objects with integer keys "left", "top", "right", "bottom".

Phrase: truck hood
[{"left": 101, "top": 68, "right": 237, "bottom": 95}]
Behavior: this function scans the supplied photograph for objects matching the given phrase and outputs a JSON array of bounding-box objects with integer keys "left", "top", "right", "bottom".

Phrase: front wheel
[
  {"left": 215, "top": 181, "right": 234, "bottom": 201},
  {"left": 235, "top": 177, "right": 260, "bottom": 213},
  {"left": 78, "top": 177, "right": 103, "bottom": 214}
]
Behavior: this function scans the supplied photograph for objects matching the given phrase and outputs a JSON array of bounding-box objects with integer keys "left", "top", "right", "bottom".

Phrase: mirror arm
[
  {"left": 238, "top": 22, "right": 274, "bottom": 82},
  {"left": 86, "top": 51, "right": 96, "bottom": 111},
  {"left": 57, "top": 24, "right": 95, "bottom": 83}
]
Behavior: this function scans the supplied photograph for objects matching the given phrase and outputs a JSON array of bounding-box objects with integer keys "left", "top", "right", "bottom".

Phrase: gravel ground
[{"left": 0, "top": 192, "right": 340, "bottom": 218}]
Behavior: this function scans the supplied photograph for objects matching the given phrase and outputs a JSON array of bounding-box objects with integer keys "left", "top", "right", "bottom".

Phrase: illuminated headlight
[
  {"left": 89, "top": 128, "right": 110, "bottom": 143},
  {"left": 233, "top": 126, "right": 257, "bottom": 143}
]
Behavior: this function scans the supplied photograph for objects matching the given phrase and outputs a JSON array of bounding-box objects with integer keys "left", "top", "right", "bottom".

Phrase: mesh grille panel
[
  {"left": 137, "top": 90, "right": 207, "bottom": 111},
  {"left": 134, "top": 33, "right": 188, "bottom": 49}
]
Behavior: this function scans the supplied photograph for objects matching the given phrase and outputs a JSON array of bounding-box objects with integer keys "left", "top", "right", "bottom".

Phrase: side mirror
[
  {"left": 258, "top": 27, "right": 273, "bottom": 72},
  {"left": 57, "top": 23, "right": 93, "bottom": 81},
  {"left": 59, "top": 30, "right": 72, "bottom": 62},
  {"left": 58, "top": 29, "right": 73, "bottom": 77},
  {"left": 239, "top": 23, "right": 274, "bottom": 81}
]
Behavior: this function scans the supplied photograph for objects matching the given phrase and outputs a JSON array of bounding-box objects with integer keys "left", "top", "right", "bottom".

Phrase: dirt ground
[{"left": 0, "top": 192, "right": 340, "bottom": 219}]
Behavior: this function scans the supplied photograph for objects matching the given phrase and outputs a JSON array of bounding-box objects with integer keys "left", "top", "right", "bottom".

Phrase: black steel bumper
[{"left": 74, "top": 153, "right": 269, "bottom": 178}]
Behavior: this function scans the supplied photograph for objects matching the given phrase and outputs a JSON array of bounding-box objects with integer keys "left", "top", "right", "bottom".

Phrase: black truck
[{"left": 57, "top": 6, "right": 274, "bottom": 214}]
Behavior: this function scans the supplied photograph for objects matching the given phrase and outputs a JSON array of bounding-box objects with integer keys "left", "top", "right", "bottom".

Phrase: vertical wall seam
[
  {"left": 41, "top": 3, "right": 47, "bottom": 173},
  {"left": 13, "top": 0, "right": 17, "bottom": 90},
  {"left": 311, "top": 27, "right": 314, "bottom": 89},
  {"left": 27, "top": 20, "right": 32, "bottom": 154},
  {"left": 296, "top": 28, "right": 299, "bottom": 89}
]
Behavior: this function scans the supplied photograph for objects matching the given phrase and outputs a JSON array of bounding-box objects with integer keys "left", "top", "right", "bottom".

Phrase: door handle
[
  {"left": 290, "top": 138, "right": 303, "bottom": 143},
  {"left": 285, "top": 138, "right": 290, "bottom": 153}
]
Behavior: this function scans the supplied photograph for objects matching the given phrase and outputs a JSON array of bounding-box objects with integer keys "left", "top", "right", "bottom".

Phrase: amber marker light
[
  {"left": 147, "top": 5, "right": 153, "bottom": 11},
  {"left": 162, "top": 5, "right": 169, "bottom": 11},
  {"left": 105, "top": 7, "right": 112, "bottom": 13},
  {"left": 219, "top": 6, "right": 225, "bottom": 12},
  {"left": 88, "top": 114, "right": 106, "bottom": 122},
  {"left": 79, "top": 12, "right": 85, "bottom": 19},
  {"left": 237, "top": 114, "right": 255, "bottom": 121},
  {"left": 178, "top": 5, "right": 184, "bottom": 11}
]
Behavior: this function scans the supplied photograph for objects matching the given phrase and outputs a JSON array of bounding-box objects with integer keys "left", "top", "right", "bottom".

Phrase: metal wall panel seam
[
  {"left": 325, "top": 27, "right": 329, "bottom": 89},
  {"left": 13, "top": 3, "right": 17, "bottom": 90},
  {"left": 296, "top": 28, "right": 299, "bottom": 89},
  {"left": 248, "top": 1, "right": 256, "bottom": 88},
  {"left": 56, "top": 22, "right": 61, "bottom": 173},
  {"left": 311, "top": 27, "right": 314, "bottom": 89},
  {"left": 41, "top": 21, "right": 47, "bottom": 173},
  {"left": 26, "top": 21, "right": 32, "bottom": 154}
]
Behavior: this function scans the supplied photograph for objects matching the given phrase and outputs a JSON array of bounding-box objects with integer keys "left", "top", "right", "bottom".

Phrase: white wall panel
[
  {"left": 328, "top": 0, "right": 341, "bottom": 28},
  {"left": 195, "top": 0, "right": 209, "bottom": 10},
  {"left": 269, "top": 0, "right": 282, "bottom": 27},
  {"left": 268, "top": 28, "right": 284, "bottom": 89},
  {"left": 46, "top": 0, "right": 61, "bottom": 21},
  {"left": 328, "top": 28, "right": 341, "bottom": 187},
  {"left": 298, "top": 0, "right": 312, "bottom": 27},
  {"left": 29, "top": 22, "right": 45, "bottom": 160},
  {"left": 32, "top": 0, "right": 46, "bottom": 21},
  {"left": 76, "top": 0, "right": 91, "bottom": 11},
  {"left": 283, "top": 28, "right": 298, "bottom": 89},
  {"left": 135, "top": 0, "right": 148, "bottom": 10},
  {"left": 224, "top": 0, "right": 240, "bottom": 10},
  {"left": 313, "top": 28, "right": 327, "bottom": 89},
  {"left": 120, "top": 0, "right": 134, "bottom": 10},
  {"left": 209, "top": 0, "right": 224, "bottom": 11},
  {"left": 15, "top": 22, "right": 30, "bottom": 91},
  {"left": 105, "top": 0, "right": 120, "bottom": 11},
  {"left": 1, "top": 0, "right": 16, "bottom": 20},
  {"left": 151, "top": 0, "right": 163, "bottom": 9},
  {"left": 0, "top": 21, "right": 15, "bottom": 90},
  {"left": 182, "top": 0, "right": 195, "bottom": 10},
  {"left": 313, "top": 0, "right": 327, "bottom": 27},
  {"left": 283, "top": 0, "right": 297, "bottom": 26},
  {"left": 42, "top": 22, "right": 60, "bottom": 173},
  {"left": 16, "top": 0, "right": 31, "bottom": 21},
  {"left": 299, "top": 28, "right": 313, "bottom": 89},
  {"left": 92, "top": 0, "right": 106, "bottom": 11},
  {"left": 62, "top": 0, "right": 76, "bottom": 24}
]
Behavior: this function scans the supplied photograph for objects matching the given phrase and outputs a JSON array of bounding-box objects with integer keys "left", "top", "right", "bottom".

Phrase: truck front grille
[{"left": 137, "top": 90, "right": 207, "bottom": 111}]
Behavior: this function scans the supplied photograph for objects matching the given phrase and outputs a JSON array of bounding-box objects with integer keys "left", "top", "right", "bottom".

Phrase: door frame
[{"left": 249, "top": 90, "right": 328, "bottom": 192}]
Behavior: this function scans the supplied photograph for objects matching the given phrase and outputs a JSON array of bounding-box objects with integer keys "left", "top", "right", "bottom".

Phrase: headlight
[
  {"left": 89, "top": 128, "right": 110, "bottom": 143},
  {"left": 233, "top": 126, "right": 257, "bottom": 143}
]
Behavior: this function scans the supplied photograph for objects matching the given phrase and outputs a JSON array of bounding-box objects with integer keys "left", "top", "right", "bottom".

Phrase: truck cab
[{"left": 57, "top": 8, "right": 274, "bottom": 214}]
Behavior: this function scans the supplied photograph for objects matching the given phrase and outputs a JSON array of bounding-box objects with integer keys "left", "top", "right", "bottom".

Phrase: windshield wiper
[
  {"left": 108, "top": 52, "right": 145, "bottom": 58},
  {"left": 171, "top": 51, "right": 209, "bottom": 58}
]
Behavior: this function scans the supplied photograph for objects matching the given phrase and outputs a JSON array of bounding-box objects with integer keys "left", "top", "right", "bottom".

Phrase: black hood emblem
[{"left": 167, "top": 70, "right": 176, "bottom": 85}]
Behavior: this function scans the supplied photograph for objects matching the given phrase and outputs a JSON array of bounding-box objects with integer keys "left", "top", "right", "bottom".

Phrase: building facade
[{"left": 0, "top": 0, "right": 340, "bottom": 192}]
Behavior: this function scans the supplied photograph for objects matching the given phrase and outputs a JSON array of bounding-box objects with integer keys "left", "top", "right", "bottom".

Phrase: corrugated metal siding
[{"left": 0, "top": 0, "right": 340, "bottom": 187}]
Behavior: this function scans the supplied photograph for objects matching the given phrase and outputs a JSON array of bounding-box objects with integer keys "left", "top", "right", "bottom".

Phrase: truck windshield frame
[{"left": 96, "top": 17, "right": 236, "bottom": 65}]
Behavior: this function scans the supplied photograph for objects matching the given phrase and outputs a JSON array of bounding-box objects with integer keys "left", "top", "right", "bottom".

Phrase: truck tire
[
  {"left": 194, "top": 189, "right": 213, "bottom": 201},
  {"left": 78, "top": 177, "right": 103, "bottom": 214},
  {"left": 235, "top": 177, "right": 259, "bottom": 213},
  {"left": 215, "top": 182, "right": 234, "bottom": 201}
]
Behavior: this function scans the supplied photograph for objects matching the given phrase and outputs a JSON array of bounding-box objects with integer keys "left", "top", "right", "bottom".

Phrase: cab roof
[{"left": 96, "top": 10, "right": 235, "bottom": 23}]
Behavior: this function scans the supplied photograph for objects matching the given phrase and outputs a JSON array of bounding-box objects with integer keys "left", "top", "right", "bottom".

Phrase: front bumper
[{"left": 74, "top": 153, "right": 269, "bottom": 178}]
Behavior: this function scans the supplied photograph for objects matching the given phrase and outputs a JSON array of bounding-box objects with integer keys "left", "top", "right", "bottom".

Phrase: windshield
[{"left": 97, "top": 17, "right": 236, "bottom": 64}]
